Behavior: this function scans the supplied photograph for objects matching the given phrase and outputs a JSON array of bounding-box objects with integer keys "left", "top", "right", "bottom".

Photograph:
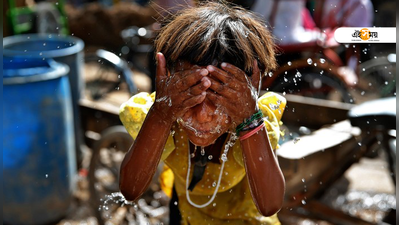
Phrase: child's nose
[{"left": 195, "top": 101, "right": 214, "bottom": 123}]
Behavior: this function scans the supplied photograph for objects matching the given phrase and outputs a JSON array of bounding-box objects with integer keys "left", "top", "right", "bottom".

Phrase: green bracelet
[{"left": 236, "top": 110, "right": 263, "bottom": 135}]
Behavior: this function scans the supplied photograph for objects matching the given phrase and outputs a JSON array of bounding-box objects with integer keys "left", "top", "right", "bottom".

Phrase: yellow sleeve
[
  {"left": 258, "top": 92, "right": 286, "bottom": 150},
  {"left": 233, "top": 92, "right": 286, "bottom": 167},
  {"left": 119, "top": 92, "right": 175, "bottom": 161}
]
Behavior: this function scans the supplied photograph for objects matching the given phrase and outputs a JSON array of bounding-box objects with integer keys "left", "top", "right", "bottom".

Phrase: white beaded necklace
[{"left": 186, "top": 133, "right": 237, "bottom": 208}]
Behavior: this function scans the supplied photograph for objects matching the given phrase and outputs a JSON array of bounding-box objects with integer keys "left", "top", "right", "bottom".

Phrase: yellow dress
[{"left": 120, "top": 92, "right": 286, "bottom": 225}]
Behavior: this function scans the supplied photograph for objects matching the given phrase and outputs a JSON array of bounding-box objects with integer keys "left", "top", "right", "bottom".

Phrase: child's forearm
[
  {"left": 240, "top": 129, "right": 285, "bottom": 216},
  {"left": 119, "top": 106, "right": 174, "bottom": 201}
]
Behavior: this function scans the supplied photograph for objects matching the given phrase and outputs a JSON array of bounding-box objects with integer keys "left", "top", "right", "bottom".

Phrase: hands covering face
[
  {"left": 153, "top": 53, "right": 210, "bottom": 124},
  {"left": 206, "top": 62, "right": 261, "bottom": 127},
  {"left": 153, "top": 52, "right": 261, "bottom": 127}
]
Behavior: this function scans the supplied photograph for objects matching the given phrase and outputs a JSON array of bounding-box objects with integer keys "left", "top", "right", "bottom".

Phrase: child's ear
[{"left": 251, "top": 60, "right": 262, "bottom": 93}]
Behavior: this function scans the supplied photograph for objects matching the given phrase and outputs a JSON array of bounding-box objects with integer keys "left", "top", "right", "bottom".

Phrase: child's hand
[
  {"left": 206, "top": 61, "right": 261, "bottom": 127},
  {"left": 153, "top": 53, "right": 211, "bottom": 124}
]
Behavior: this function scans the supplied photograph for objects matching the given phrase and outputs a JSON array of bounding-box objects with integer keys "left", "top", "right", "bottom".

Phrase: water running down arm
[
  {"left": 206, "top": 62, "right": 285, "bottom": 216},
  {"left": 240, "top": 128, "right": 286, "bottom": 216}
]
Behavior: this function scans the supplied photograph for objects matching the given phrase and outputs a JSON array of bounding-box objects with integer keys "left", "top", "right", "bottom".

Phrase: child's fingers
[
  {"left": 220, "top": 62, "right": 247, "bottom": 83},
  {"left": 207, "top": 65, "right": 247, "bottom": 91},
  {"left": 189, "top": 77, "right": 211, "bottom": 96},
  {"left": 174, "top": 69, "right": 208, "bottom": 91},
  {"left": 174, "top": 60, "right": 200, "bottom": 72},
  {"left": 156, "top": 52, "right": 167, "bottom": 80},
  {"left": 206, "top": 65, "right": 231, "bottom": 84},
  {"left": 208, "top": 77, "right": 237, "bottom": 100},
  {"left": 206, "top": 91, "right": 223, "bottom": 105},
  {"left": 182, "top": 92, "right": 206, "bottom": 109}
]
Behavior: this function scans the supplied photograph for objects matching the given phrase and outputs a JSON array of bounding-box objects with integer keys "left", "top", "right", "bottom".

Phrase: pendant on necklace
[{"left": 188, "top": 146, "right": 208, "bottom": 191}]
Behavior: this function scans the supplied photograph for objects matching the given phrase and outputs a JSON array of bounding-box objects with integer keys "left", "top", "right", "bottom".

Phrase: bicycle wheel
[
  {"left": 270, "top": 70, "right": 354, "bottom": 103},
  {"left": 358, "top": 54, "right": 396, "bottom": 98},
  {"left": 89, "top": 126, "right": 169, "bottom": 225},
  {"left": 84, "top": 50, "right": 137, "bottom": 102},
  {"left": 89, "top": 126, "right": 133, "bottom": 224}
]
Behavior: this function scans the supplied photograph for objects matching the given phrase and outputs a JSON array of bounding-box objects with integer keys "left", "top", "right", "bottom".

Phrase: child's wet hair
[{"left": 154, "top": 1, "right": 277, "bottom": 76}]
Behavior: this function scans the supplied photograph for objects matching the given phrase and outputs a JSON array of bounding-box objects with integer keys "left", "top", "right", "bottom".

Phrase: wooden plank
[
  {"left": 273, "top": 93, "right": 354, "bottom": 129},
  {"left": 79, "top": 98, "right": 121, "bottom": 116},
  {"left": 304, "top": 201, "right": 377, "bottom": 225}
]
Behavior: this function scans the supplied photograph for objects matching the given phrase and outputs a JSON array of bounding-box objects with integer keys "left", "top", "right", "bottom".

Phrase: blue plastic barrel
[
  {"left": 3, "top": 57, "right": 77, "bottom": 225},
  {"left": 3, "top": 34, "right": 85, "bottom": 163}
]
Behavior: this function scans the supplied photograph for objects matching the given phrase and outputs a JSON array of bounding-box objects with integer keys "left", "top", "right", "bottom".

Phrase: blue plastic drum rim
[
  {"left": 3, "top": 58, "right": 70, "bottom": 85},
  {"left": 3, "top": 33, "right": 84, "bottom": 58}
]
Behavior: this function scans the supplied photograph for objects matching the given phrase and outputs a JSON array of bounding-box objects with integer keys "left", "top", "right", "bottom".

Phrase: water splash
[
  {"left": 99, "top": 192, "right": 168, "bottom": 222},
  {"left": 101, "top": 192, "right": 135, "bottom": 212}
]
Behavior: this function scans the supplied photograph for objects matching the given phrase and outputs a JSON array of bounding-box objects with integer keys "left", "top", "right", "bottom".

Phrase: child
[{"left": 119, "top": 2, "right": 286, "bottom": 224}]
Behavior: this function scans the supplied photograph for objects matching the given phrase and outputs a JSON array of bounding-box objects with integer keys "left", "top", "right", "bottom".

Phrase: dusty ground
[{"left": 53, "top": 144, "right": 395, "bottom": 225}]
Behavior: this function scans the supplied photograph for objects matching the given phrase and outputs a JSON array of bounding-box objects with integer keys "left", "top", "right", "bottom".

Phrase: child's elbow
[
  {"left": 258, "top": 202, "right": 283, "bottom": 217},
  {"left": 256, "top": 194, "right": 284, "bottom": 217},
  {"left": 119, "top": 181, "right": 140, "bottom": 202}
]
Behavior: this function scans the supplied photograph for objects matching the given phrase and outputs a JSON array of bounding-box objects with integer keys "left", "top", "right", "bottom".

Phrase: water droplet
[
  {"left": 174, "top": 201, "right": 178, "bottom": 205},
  {"left": 208, "top": 155, "right": 213, "bottom": 160},
  {"left": 301, "top": 200, "right": 307, "bottom": 205},
  {"left": 259, "top": 157, "right": 263, "bottom": 161},
  {"left": 201, "top": 147, "right": 205, "bottom": 156},
  {"left": 358, "top": 142, "right": 362, "bottom": 146},
  {"left": 212, "top": 182, "right": 217, "bottom": 187},
  {"left": 320, "top": 58, "right": 326, "bottom": 64},
  {"left": 307, "top": 58, "right": 313, "bottom": 65},
  {"left": 213, "top": 203, "right": 217, "bottom": 207},
  {"left": 287, "top": 61, "right": 292, "bottom": 66},
  {"left": 45, "top": 174, "right": 48, "bottom": 178},
  {"left": 301, "top": 178, "right": 305, "bottom": 183},
  {"left": 221, "top": 154, "right": 228, "bottom": 162}
]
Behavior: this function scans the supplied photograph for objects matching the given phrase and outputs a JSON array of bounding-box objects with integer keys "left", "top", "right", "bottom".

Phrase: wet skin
[
  {"left": 120, "top": 53, "right": 285, "bottom": 216},
  {"left": 152, "top": 53, "right": 262, "bottom": 146}
]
